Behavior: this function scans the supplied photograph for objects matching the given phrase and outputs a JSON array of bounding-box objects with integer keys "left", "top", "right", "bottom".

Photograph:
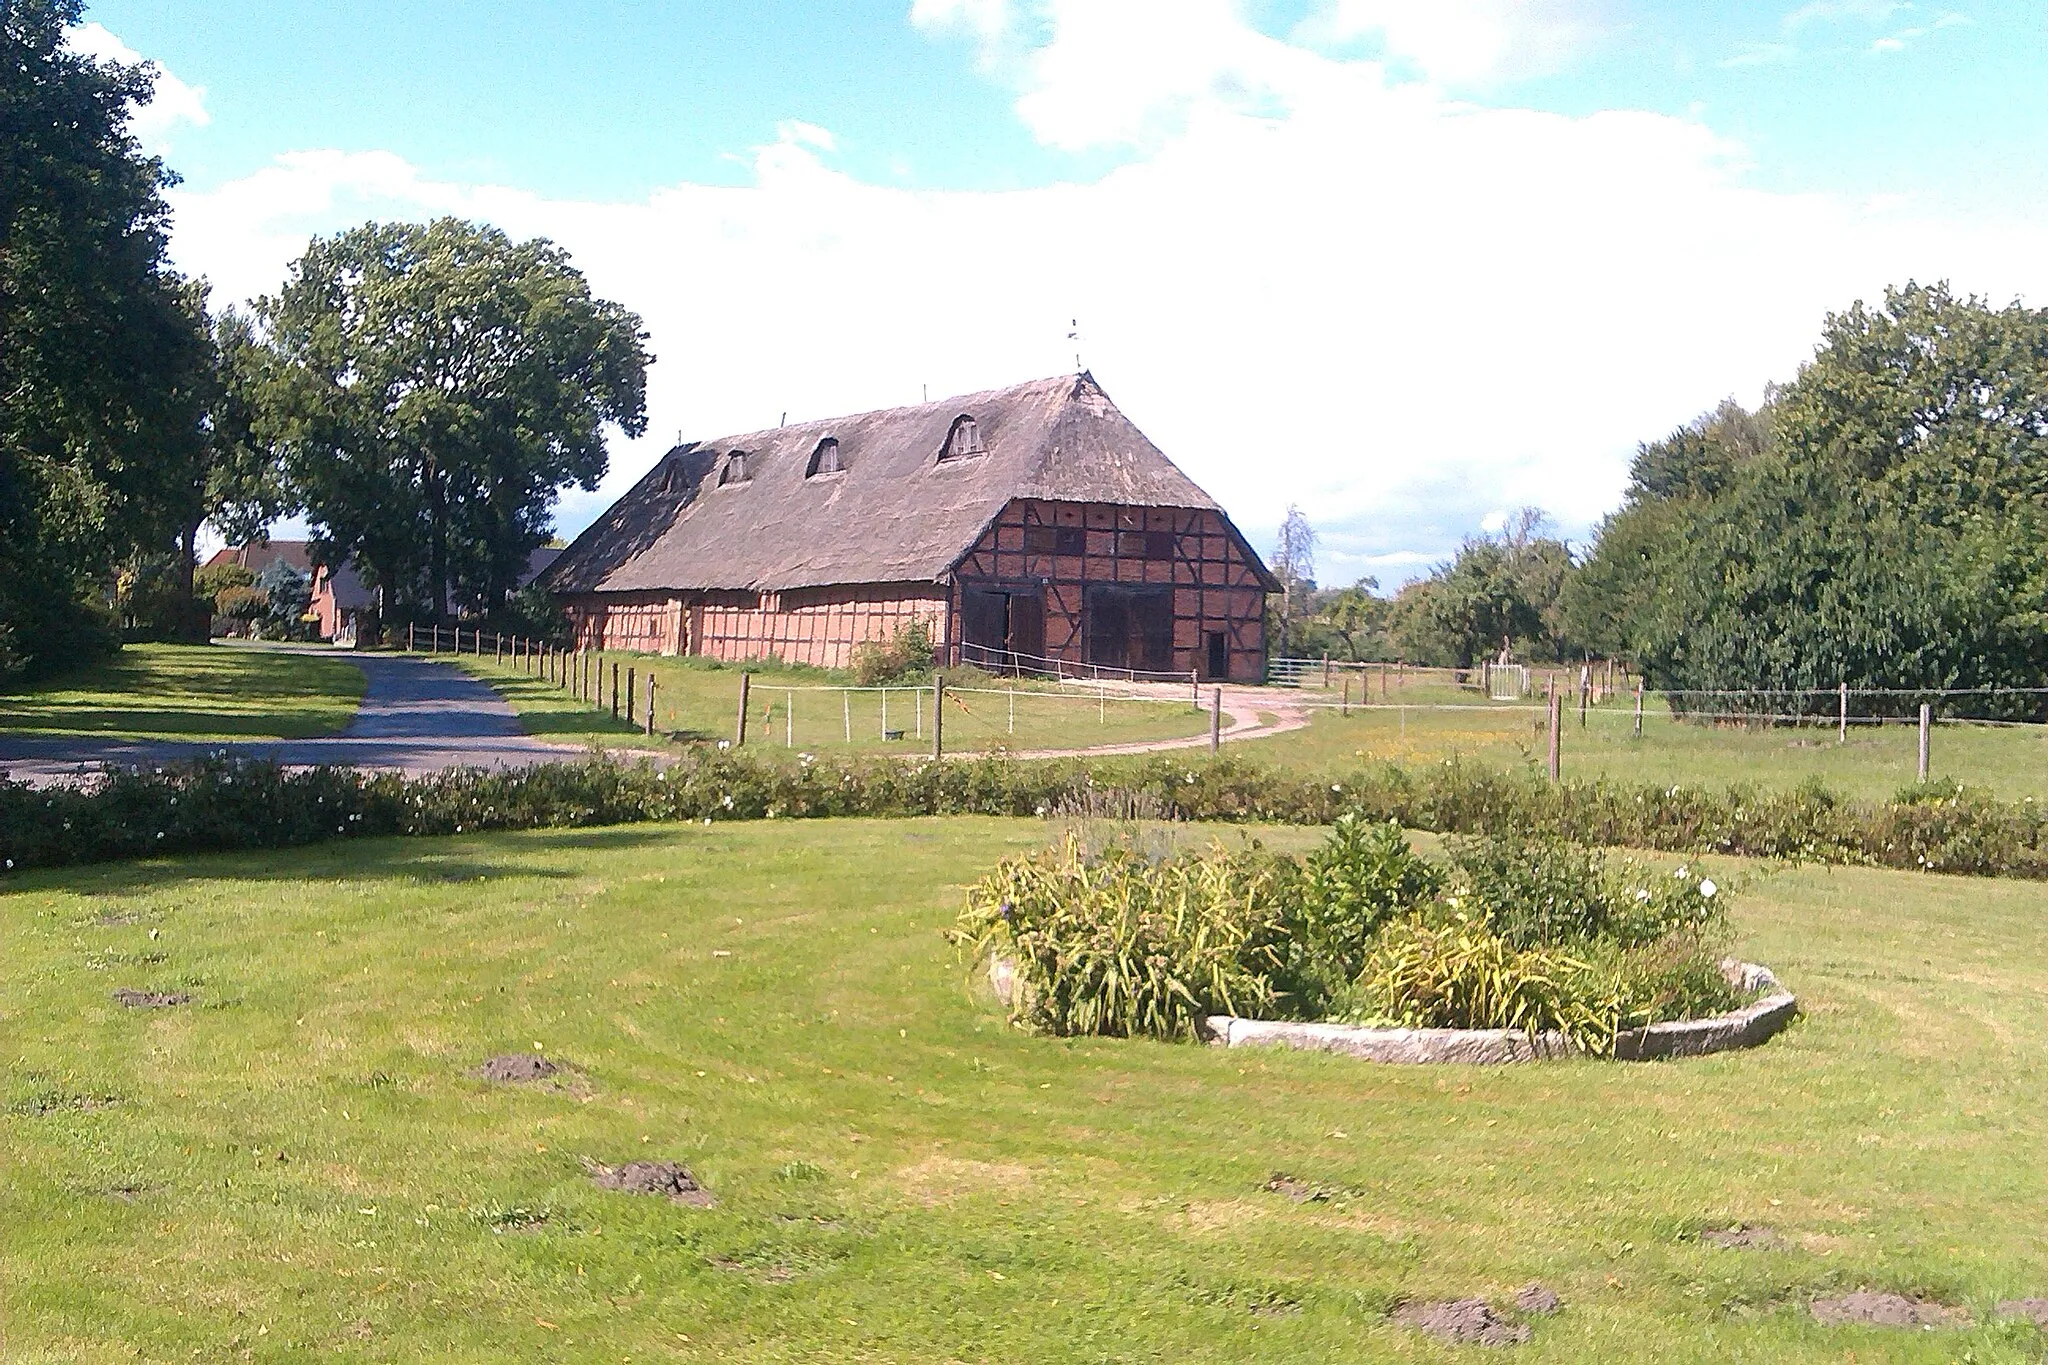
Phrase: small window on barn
[
  {"left": 806, "top": 437, "right": 844, "bottom": 478},
  {"left": 718, "top": 450, "right": 751, "bottom": 486},
  {"left": 938, "top": 414, "right": 987, "bottom": 462}
]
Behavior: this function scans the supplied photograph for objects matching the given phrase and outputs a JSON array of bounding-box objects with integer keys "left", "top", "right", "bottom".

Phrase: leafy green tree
[
  {"left": 1575, "top": 283, "right": 2048, "bottom": 713},
  {"left": 254, "top": 559, "right": 311, "bottom": 640},
  {"left": 1391, "top": 509, "right": 1575, "bottom": 667},
  {"left": 0, "top": 0, "right": 200, "bottom": 676},
  {"left": 1303, "top": 579, "right": 1391, "bottom": 661},
  {"left": 258, "top": 218, "right": 651, "bottom": 626}
]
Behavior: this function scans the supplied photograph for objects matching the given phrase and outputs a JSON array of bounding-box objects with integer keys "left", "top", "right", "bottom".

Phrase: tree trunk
[{"left": 427, "top": 455, "right": 448, "bottom": 625}]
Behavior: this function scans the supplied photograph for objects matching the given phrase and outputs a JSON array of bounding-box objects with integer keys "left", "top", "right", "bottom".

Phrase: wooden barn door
[
  {"left": 961, "top": 587, "right": 1044, "bottom": 672},
  {"left": 1085, "top": 585, "right": 1172, "bottom": 674}
]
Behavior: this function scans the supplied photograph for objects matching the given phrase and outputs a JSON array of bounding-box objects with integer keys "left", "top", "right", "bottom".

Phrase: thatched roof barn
[{"left": 543, "top": 372, "right": 1275, "bottom": 679}]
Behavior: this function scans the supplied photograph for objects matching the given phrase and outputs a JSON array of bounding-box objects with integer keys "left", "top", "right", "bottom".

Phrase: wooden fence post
[
  {"left": 1918, "top": 702, "right": 1931, "bottom": 782},
  {"left": 626, "top": 667, "right": 635, "bottom": 725},
  {"left": 1633, "top": 681, "right": 1644, "bottom": 739},
  {"left": 1839, "top": 682, "right": 1848, "bottom": 745},
  {"left": 1210, "top": 687, "right": 1222, "bottom": 753},
  {"left": 933, "top": 676, "right": 945, "bottom": 759},
  {"left": 1342, "top": 676, "right": 1351, "bottom": 717},
  {"left": 646, "top": 676, "right": 656, "bottom": 736},
  {"left": 1547, "top": 691, "right": 1562, "bottom": 782},
  {"left": 611, "top": 663, "right": 620, "bottom": 719},
  {"left": 1322, "top": 654, "right": 1331, "bottom": 690},
  {"left": 736, "top": 671, "right": 751, "bottom": 746}
]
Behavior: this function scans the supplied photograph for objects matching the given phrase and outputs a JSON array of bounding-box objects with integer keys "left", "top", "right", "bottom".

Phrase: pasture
[
  {"left": 1247, "top": 682, "right": 2048, "bottom": 803},
  {"left": 450, "top": 650, "right": 1213, "bottom": 756},
  {"left": 6, "top": 816, "right": 2048, "bottom": 1361}
]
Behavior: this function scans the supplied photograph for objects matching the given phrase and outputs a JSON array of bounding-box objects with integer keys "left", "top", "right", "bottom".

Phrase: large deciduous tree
[
  {"left": 259, "top": 218, "right": 650, "bottom": 627},
  {"left": 1575, "top": 283, "right": 2048, "bottom": 713},
  {"left": 0, "top": 0, "right": 201, "bottom": 675}
]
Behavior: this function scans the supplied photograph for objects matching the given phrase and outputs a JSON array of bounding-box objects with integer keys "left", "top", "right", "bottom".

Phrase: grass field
[
  {"left": 0, "top": 643, "right": 367, "bottom": 742},
  {"left": 1249, "top": 683, "right": 2048, "bottom": 802},
  {"left": 8, "top": 816, "right": 2048, "bottom": 1361},
  {"left": 447, "top": 649, "right": 1212, "bottom": 756}
]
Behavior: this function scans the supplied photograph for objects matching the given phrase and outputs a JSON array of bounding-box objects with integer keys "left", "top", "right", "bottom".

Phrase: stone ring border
[{"left": 990, "top": 958, "right": 1797, "bottom": 1064}]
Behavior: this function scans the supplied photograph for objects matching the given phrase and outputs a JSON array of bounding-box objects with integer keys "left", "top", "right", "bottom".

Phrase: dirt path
[{"left": 1001, "top": 681, "right": 1314, "bottom": 760}]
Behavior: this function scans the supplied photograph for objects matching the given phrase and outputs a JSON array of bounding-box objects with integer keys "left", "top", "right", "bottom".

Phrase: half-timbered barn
[{"left": 540, "top": 373, "right": 1277, "bottom": 679}]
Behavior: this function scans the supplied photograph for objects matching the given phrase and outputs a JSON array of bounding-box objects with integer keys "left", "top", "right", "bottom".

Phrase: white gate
[{"left": 1487, "top": 664, "right": 1529, "bottom": 700}]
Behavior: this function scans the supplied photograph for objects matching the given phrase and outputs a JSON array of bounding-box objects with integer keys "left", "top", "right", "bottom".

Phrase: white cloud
[
  {"left": 910, "top": 0, "right": 1017, "bottom": 48},
  {"left": 67, "top": 22, "right": 209, "bottom": 153},
  {"left": 1743, "top": 1, "right": 1971, "bottom": 65},
  {"left": 1310, "top": 0, "right": 1610, "bottom": 86},
  {"left": 161, "top": 3, "right": 2048, "bottom": 586}
]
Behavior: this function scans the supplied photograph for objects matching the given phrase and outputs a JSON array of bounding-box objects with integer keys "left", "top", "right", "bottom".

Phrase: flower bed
[{"left": 958, "top": 818, "right": 1793, "bottom": 1057}]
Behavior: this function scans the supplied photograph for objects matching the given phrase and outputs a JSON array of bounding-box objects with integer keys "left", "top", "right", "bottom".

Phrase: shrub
[
  {"left": 1351, "top": 916, "right": 1612, "bottom": 1042},
  {"left": 851, "top": 622, "right": 934, "bottom": 685},
  {"left": 9, "top": 747, "right": 2048, "bottom": 883},
  {"left": 954, "top": 834, "right": 1298, "bottom": 1040},
  {"left": 1442, "top": 834, "right": 1611, "bottom": 948},
  {"left": 1289, "top": 815, "right": 1440, "bottom": 998}
]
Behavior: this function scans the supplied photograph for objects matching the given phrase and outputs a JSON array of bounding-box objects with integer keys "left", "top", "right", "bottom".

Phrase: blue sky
[{"left": 87, "top": 0, "right": 2048, "bottom": 584}]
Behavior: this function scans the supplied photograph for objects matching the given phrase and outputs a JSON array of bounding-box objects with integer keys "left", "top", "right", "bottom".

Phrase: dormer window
[
  {"left": 938, "top": 414, "right": 986, "bottom": 462},
  {"left": 805, "top": 437, "right": 844, "bottom": 478},
  {"left": 717, "top": 450, "right": 751, "bottom": 486}
]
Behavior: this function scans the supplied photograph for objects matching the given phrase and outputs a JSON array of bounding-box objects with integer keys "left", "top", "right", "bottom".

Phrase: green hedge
[{"left": 2, "top": 750, "right": 2044, "bottom": 878}]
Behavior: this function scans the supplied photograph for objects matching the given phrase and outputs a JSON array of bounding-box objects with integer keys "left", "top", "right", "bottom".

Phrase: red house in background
[{"left": 203, "top": 542, "right": 563, "bottom": 646}]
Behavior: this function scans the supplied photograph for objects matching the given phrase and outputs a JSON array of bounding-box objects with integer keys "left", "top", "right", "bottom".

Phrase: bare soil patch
[
  {"left": 587, "top": 1159, "right": 716, "bottom": 1207},
  {"left": 1995, "top": 1299, "right": 2048, "bottom": 1328},
  {"left": 94, "top": 911, "right": 140, "bottom": 926},
  {"left": 1809, "top": 1292, "right": 1967, "bottom": 1328},
  {"left": 1392, "top": 1298, "right": 1532, "bottom": 1347},
  {"left": 1264, "top": 1172, "right": 1359, "bottom": 1204},
  {"left": 111, "top": 988, "right": 188, "bottom": 1008},
  {"left": 1513, "top": 1284, "right": 1562, "bottom": 1315},
  {"left": 1701, "top": 1223, "right": 1784, "bottom": 1250},
  {"left": 472, "top": 1053, "right": 560, "bottom": 1083}
]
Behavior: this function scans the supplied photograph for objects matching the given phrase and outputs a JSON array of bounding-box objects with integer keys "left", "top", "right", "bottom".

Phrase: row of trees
[
  {"left": 1, "top": 1, "right": 649, "bottom": 679},
  {"left": 1278, "top": 282, "right": 2048, "bottom": 705},
  {"left": 1268, "top": 506, "right": 1579, "bottom": 667}
]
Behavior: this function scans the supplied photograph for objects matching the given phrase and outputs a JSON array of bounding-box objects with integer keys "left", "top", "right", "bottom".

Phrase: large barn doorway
[
  {"left": 1085, "top": 585, "right": 1173, "bottom": 674},
  {"left": 960, "top": 587, "right": 1044, "bottom": 672}
]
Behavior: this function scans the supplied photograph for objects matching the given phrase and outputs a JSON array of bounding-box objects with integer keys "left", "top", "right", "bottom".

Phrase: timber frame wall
[
  {"left": 564, "top": 585, "right": 946, "bottom": 670},
  {"left": 561, "top": 498, "right": 1268, "bottom": 679},
  {"left": 949, "top": 499, "right": 1267, "bottom": 681}
]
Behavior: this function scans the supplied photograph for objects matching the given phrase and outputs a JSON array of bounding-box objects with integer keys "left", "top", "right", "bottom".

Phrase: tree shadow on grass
[{"left": 32, "top": 826, "right": 689, "bottom": 901}]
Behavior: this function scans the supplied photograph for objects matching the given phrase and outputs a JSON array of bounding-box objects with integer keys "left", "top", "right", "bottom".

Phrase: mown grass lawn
[
  {"left": 1247, "top": 683, "right": 2048, "bottom": 802},
  {"left": 0, "top": 643, "right": 367, "bottom": 742},
  {"left": 6, "top": 817, "right": 2048, "bottom": 1361},
  {"left": 449, "top": 650, "right": 1210, "bottom": 757}
]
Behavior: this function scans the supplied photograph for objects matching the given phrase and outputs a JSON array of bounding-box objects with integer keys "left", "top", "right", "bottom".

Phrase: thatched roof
[{"left": 543, "top": 372, "right": 1269, "bottom": 595}]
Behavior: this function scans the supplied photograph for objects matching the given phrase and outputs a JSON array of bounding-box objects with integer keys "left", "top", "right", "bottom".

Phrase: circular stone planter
[{"left": 989, "top": 958, "right": 1796, "bottom": 1064}]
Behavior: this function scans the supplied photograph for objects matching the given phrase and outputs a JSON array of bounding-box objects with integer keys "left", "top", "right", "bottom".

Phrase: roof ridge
[{"left": 670, "top": 373, "right": 1088, "bottom": 451}]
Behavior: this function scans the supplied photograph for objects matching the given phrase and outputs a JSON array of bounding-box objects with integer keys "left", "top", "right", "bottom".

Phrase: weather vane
[{"left": 1068, "top": 317, "right": 1083, "bottom": 373}]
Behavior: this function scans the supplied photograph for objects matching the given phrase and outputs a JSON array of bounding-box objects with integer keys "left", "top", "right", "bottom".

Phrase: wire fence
[{"left": 398, "top": 624, "right": 1216, "bottom": 756}]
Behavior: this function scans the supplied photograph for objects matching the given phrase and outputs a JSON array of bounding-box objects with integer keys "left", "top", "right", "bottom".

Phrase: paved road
[{"left": 0, "top": 651, "right": 583, "bottom": 784}]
